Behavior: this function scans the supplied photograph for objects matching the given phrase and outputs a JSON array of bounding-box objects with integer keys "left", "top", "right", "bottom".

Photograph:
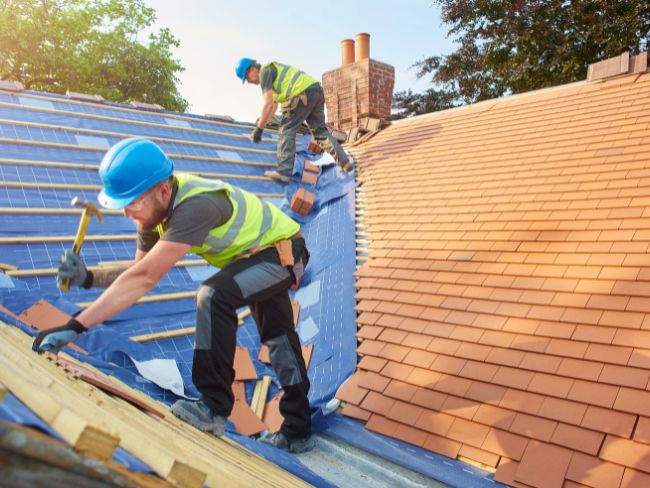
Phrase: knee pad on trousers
[
  {"left": 265, "top": 334, "right": 303, "bottom": 386},
  {"left": 195, "top": 284, "right": 217, "bottom": 350}
]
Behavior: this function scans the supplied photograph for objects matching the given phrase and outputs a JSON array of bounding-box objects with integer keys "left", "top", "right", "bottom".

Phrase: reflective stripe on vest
[
  {"left": 157, "top": 173, "right": 300, "bottom": 268},
  {"left": 265, "top": 62, "right": 319, "bottom": 103}
]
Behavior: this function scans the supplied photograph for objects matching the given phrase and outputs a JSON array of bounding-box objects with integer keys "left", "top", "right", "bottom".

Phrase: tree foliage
[
  {"left": 393, "top": 0, "right": 650, "bottom": 119},
  {"left": 0, "top": 0, "right": 188, "bottom": 111}
]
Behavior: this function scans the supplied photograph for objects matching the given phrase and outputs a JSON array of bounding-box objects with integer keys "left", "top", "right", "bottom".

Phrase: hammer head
[{"left": 71, "top": 197, "right": 104, "bottom": 223}]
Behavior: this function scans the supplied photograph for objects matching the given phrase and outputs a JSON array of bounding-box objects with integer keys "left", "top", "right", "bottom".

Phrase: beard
[{"left": 135, "top": 201, "right": 169, "bottom": 231}]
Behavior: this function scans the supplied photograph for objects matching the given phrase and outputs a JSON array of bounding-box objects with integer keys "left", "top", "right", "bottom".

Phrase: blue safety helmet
[
  {"left": 235, "top": 57, "right": 255, "bottom": 83},
  {"left": 97, "top": 138, "right": 174, "bottom": 209}
]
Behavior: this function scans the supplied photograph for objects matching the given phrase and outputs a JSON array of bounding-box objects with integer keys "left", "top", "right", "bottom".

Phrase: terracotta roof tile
[
  {"left": 599, "top": 364, "right": 649, "bottom": 389},
  {"left": 402, "top": 349, "right": 436, "bottom": 369},
  {"left": 493, "top": 459, "right": 531, "bottom": 488},
  {"left": 422, "top": 433, "right": 462, "bottom": 459},
  {"left": 365, "top": 414, "right": 400, "bottom": 438},
  {"left": 614, "top": 387, "right": 650, "bottom": 417},
  {"left": 447, "top": 418, "right": 491, "bottom": 448},
  {"left": 584, "top": 343, "right": 632, "bottom": 365},
  {"left": 393, "top": 423, "right": 428, "bottom": 448},
  {"left": 551, "top": 423, "right": 604, "bottom": 455},
  {"left": 336, "top": 372, "right": 369, "bottom": 406},
  {"left": 629, "top": 349, "right": 650, "bottom": 369},
  {"left": 414, "top": 410, "right": 455, "bottom": 436},
  {"left": 406, "top": 367, "right": 443, "bottom": 388},
  {"left": 360, "top": 391, "right": 396, "bottom": 416},
  {"left": 357, "top": 324, "right": 383, "bottom": 339},
  {"left": 515, "top": 441, "right": 572, "bottom": 488},
  {"left": 600, "top": 435, "right": 650, "bottom": 473},
  {"left": 358, "top": 371, "right": 391, "bottom": 393},
  {"left": 520, "top": 352, "right": 562, "bottom": 373},
  {"left": 383, "top": 380, "right": 418, "bottom": 402},
  {"left": 356, "top": 339, "right": 385, "bottom": 356},
  {"left": 536, "top": 397, "right": 586, "bottom": 426},
  {"left": 581, "top": 405, "right": 636, "bottom": 437},
  {"left": 380, "top": 360, "right": 415, "bottom": 382},
  {"left": 566, "top": 452, "right": 625, "bottom": 488},
  {"left": 493, "top": 366, "right": 535, "bottom": 390},
  {"left": 348, "top": 72, "right": 650, "bottom": 484},
  {"left": 527, "top": 372, "right": 574, "bottom": 398},
  {"left": 386, "top": 400, "right": 426, "bottom": 426},
  {"left": 459, "top": 360, "right": 499, "bottom": 382},
  {"left": 339, "top": 403, "right": 371, "bottom": 422},
  {"left": 633, "top": 416, "right": 650, "bottom": 444},
  {"left": 458, "top": 444, "right": 500, "bottom": 468},
  {"left": 510, "top": 413, "right": 558, "bottom": 442},
  {"left": 411, "top": 388, "right": 447, "bottom": 411},
  {"left": 433, "top": 375, "right": 473, "bottom": 397},
  {"left": 621, "top": 468, "right": 650, "bottom": 488},
  {"left": 481, "top": 428, "right": 529, "bottom": 461}
]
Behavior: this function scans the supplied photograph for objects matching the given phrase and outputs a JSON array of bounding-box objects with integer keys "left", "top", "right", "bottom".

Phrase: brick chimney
[{"left": 322, "top": 33, "right": 395, "bottom": 132}]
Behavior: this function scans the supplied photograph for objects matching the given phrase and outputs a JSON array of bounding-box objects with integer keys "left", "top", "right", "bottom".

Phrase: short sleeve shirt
[
  {"left": 260, "top": 64, "right": 277, "bottom": 93},
  {"left": 137, "top": 188, "right": 233, "bottom": 252}
]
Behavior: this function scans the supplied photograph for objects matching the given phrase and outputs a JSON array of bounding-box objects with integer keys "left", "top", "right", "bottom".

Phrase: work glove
[
  {"left": 32, "top": 318, "right": 88, "bottom": 354},
  {"left": 57, "top": 249, "right": 93, "bottom": 288},
  {"left": 250, "top": 127, "right": 263, "bottom": 143}
]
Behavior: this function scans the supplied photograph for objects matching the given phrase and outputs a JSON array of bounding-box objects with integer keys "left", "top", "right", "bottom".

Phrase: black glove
[
  {"left": 32, "top": 318, "right": 88, "bottom": 354},
  {"left": 57, "top": 249, "right": 93, "bottom": 288},
  {"left": 250, "top": 127, "right": 263, "bottom": 143}
]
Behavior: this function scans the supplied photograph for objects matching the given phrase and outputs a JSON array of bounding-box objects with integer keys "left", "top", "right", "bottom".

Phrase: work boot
[
  {"left": 260, "top": 432, "right": 315, "bottom": 453},
  {"left": 170, "top": 399, "right": 227, "bottom": 436},
  {"left": 264, "top": 170, "right": 291, "bottom": 183}
]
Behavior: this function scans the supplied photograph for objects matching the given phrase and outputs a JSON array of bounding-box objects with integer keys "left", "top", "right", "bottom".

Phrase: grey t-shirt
[
  {"left": 260, "top": 64, "right": 277, "bottom": 93},
  {"left": 137, "top": 191, "right": 233, "bottom": 252}
]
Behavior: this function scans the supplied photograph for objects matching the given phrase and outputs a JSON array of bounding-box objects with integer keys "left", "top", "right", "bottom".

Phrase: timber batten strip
[
  {"left": 0, "top": 119, "right": 276, "bottom": 155},
  {"left": 0, "top": 324, "right": 310, "bottom": 487},
  {"left": 0, "top": 89, "right": 279, "bottom": 133},
  {"left": 0, "top": 100, "right": 285, "bottom": 142}
]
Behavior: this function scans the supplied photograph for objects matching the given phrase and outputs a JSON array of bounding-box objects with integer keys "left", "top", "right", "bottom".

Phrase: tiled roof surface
[{"left": 341, "top": 69, "right": 650, "bottom": 487}]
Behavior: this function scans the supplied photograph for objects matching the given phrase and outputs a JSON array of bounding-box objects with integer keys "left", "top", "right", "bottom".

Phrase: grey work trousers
[
  {"left": 276, "top": 85, "right": 349, "bottom": 177},
  {"left": 193, "top": 240, "right": 311, "bottom": 439}
]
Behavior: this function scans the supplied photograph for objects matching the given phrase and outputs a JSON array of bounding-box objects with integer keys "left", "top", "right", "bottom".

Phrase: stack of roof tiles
[{"left": 340, "top": 59, "right": 650, "bottom": 487}]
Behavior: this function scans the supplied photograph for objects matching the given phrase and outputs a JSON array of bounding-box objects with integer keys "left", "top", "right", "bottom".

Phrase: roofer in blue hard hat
[
  {"left": 32, "top": 137, "right": 315, "bottom": 453},
  {"left": 235, "top": 57, "right": 351, "bottom": 183}
]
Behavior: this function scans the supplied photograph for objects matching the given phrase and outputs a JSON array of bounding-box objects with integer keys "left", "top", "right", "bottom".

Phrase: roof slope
[{"left": 341, "top": 69, "right": 650, "bottom": 488}]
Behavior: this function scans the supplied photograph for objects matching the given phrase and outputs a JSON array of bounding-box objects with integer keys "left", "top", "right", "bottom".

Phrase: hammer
[{"left": 58, "top": 197, "right": 103, "bottom": 292}]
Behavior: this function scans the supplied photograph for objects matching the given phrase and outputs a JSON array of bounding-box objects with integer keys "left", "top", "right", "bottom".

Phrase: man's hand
[
  {"left": 32, "top": 318, "right": 88, "bottom": 354},
  {"left": 250, "top": 127, "right": 263, "bottom": 143},
  {"left": 58, "top": 250, "right": 93, "bottom": 288}
]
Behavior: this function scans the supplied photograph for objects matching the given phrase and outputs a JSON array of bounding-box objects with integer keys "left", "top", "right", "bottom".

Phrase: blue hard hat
[
  {"left": 235, "top": 57, "right": 255, "bottom": 83},
  {"left": 98, "top": 138, "right": 174, "bottom": 209}
]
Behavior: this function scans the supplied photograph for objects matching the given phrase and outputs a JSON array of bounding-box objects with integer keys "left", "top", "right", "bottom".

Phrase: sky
[{"left": 141, "top": 0, "right": 457, "bottom": 122}]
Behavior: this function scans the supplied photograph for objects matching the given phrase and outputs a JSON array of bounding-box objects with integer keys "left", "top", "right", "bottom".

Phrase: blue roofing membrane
[{"left": 0, "top": 90, "right": 497, "bottom": 487}]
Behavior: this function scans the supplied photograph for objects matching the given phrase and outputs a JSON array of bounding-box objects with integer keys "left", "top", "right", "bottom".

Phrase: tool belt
[
  {"left": 238, "top": 231, "right": 308, "bottom": 291},
  {"left": 280, "top": 93, "right": 308, "bottom": 113}
]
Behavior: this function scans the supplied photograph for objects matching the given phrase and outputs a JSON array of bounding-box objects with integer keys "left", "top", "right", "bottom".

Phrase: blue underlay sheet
[{"left": 0, "top": 89, "right": 495, "bottom": 487}]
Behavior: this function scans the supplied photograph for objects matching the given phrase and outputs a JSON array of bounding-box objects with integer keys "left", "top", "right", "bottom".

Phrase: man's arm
[
  {"left": 75, "top": 240, "right": 191, "bottom": 329},
  {"left": 257, "top": 89, "right": 277, "bottom": 130},
  {"left": 82, "top": 248, "right": 153, "bottom": 288}
]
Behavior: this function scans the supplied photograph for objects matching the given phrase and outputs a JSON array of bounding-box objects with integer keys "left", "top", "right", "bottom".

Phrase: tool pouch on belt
[
  {"left": 280, "top": 93, "right": 308, "bottom": 114},
  {"left": 275, "top": 234, "right": 309, "bottom": 291}
]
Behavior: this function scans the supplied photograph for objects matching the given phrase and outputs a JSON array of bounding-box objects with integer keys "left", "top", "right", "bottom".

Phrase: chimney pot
[
  {"left": 356, "top": 33, "right": 370, "bottom": 61},
  {"left": 340, "top": 39, "right": 355, "bottom": 66}
]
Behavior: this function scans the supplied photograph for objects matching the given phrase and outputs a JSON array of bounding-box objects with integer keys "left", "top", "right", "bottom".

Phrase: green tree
[
  {"left": 0, "top": 0, "right": 188, "bottom": 112},
  {"left": 393, "top": 0, "right": 650, "bottom": 119}
]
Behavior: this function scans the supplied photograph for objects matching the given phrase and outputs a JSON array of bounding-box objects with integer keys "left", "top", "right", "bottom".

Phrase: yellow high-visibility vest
[
  {"left": 264, "top": 62, "right": 319, "bottom": 103},
  {"left": 156, "top": 173, "right": 299, "bottom": 268}
]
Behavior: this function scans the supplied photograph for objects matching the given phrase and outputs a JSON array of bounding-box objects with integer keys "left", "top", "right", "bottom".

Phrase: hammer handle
[{"left": 58, "top": 212, "right": 92, "bottom": 292}]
